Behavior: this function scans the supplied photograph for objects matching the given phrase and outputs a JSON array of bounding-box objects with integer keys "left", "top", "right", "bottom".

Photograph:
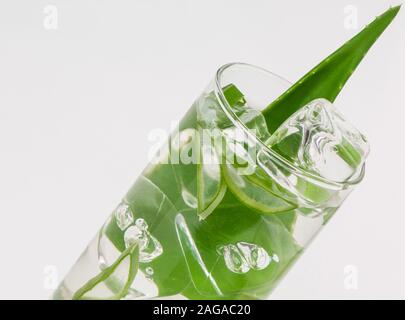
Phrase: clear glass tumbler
[{"left": 54, "top": 63, "right": 368, "bottom": 300}]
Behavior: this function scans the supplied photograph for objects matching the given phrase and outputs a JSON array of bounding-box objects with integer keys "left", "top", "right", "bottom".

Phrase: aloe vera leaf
[
  {"left": 262, "top": 6, "right": 401, "bottom": 134},
  {"left": 72, "top": 243, "right": 139, "bottom": 300}
]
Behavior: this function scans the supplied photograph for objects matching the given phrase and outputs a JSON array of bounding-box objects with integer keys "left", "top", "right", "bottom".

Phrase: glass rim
[{"left": 214, "top": 62, "right": 365, "bottom": 190}]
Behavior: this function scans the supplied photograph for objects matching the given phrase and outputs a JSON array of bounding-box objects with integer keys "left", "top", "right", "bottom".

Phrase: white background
[{"left": 0, "top": 0, "right": 404, "bottom": 299}]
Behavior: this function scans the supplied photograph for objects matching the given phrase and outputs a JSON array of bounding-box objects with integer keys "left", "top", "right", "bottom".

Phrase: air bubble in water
[
  {"left": 124, "top": 225, "right": 146, "bottom": 248},
  {"left": 218, "top": 242, "right": 278, "bottom": 274},
  {"left": 145, "top": 267, "right": 154, "bottom": 277},
  {"left": 114, "top": 203, "right": 134, "bottom": 231},
  {"left": 135, "top": 218, "right": 148, "bottom": 229},
  {"left": 237, "top": 242, "right": 270, "bottom": 271},
  {"left": 124, "top": 218, "right": 163, "bottom": 263},
  {"left": 217, "top": 244, "right": 250, "bottom": 274}
]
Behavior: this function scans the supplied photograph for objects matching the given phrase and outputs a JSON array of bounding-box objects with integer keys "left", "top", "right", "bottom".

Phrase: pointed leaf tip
[{"left": 262, "top": 6, "right": 401, "bottom": 133}]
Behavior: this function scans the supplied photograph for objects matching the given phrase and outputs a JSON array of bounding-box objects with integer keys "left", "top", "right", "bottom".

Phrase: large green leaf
[{"left": 262, "top": 6, "right": 401, "bottom": 133}]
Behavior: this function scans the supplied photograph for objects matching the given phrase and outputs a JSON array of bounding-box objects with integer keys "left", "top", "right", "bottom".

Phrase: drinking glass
[{"left": 54, "top": 63, "right": 368, "bottom": 300}]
